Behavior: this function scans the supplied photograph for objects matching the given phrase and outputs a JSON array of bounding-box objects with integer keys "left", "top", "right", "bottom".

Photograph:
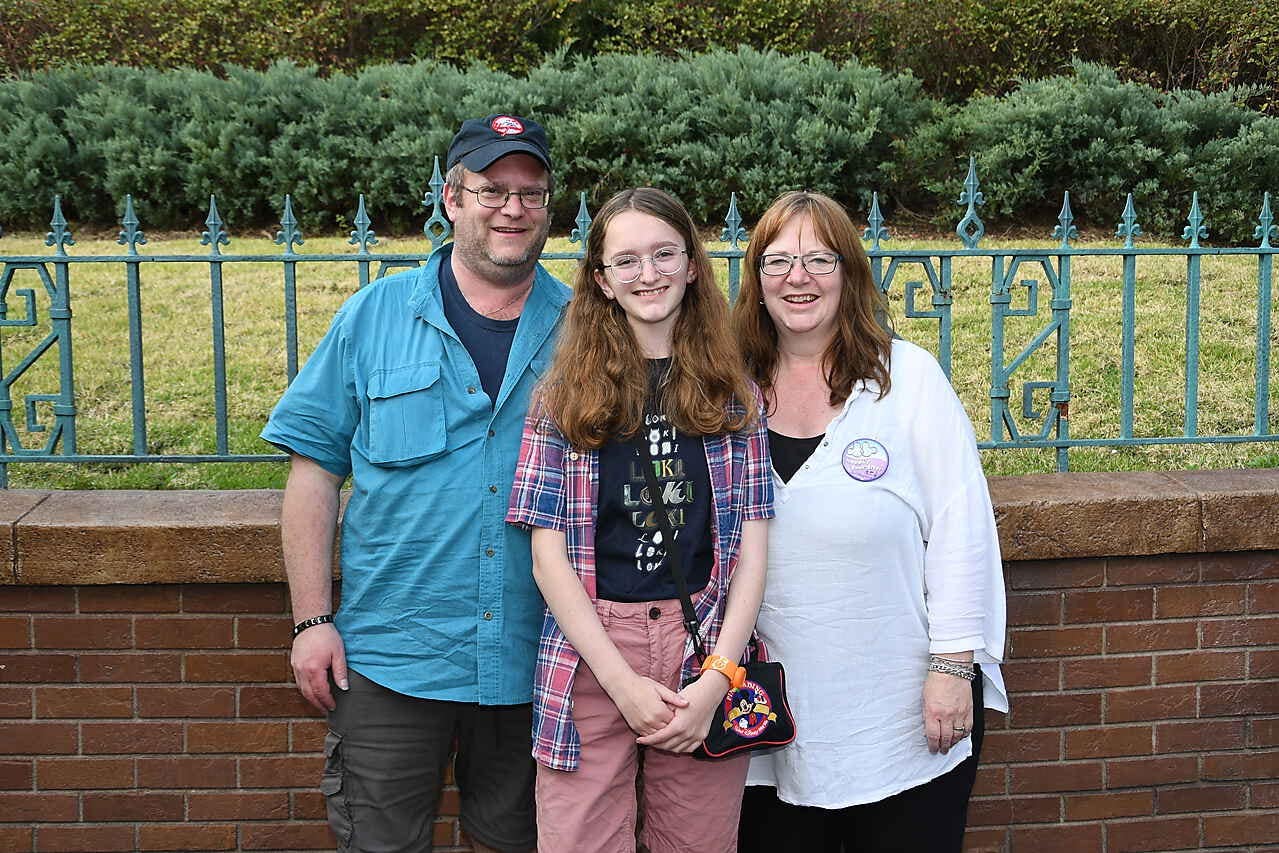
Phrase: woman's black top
[{"left": 768, "top": 430, "right": 824, "bottom": 484}]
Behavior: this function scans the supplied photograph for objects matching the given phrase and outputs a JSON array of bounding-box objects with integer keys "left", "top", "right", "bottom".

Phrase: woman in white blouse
[{"left": 732, "top": 191, "right": 1007, "bottom": 852}]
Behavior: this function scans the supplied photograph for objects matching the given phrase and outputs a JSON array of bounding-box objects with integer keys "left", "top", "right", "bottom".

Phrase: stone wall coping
[
  {"left": 987, "top": 468, "right": 1279, "bottom": 560},
  {"left": 4, "top": 468, "right": 1277, "bottom": 585}
]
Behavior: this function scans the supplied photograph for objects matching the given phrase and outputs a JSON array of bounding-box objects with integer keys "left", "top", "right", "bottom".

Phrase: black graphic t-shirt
[
  {"left": 595, "top": 361, "right": 714, "bottom": 602},
  {"left": 440, "top": 250, "right": 519, "bottom": 405}
]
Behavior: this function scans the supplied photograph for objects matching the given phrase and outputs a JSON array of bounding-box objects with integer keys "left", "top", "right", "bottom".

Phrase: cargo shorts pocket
[
  {"left": 366, "top": 362, "right": 446, "bottom": 466},
  {"left": 321, "top": 730, "right": 353, "bottom": 850}
]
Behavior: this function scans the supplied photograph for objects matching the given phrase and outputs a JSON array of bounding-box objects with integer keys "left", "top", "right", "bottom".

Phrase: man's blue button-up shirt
[{"left": 262, "top": 245, "right": 570, "bottom": 704}]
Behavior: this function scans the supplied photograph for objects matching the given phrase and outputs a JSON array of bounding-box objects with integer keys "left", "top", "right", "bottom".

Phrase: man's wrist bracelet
[
  {"left": 928, "top": 655, "right": 976, "bottom": 681},
  {"left": 293, "top": 614, "right": 334, "bottom": 637}
]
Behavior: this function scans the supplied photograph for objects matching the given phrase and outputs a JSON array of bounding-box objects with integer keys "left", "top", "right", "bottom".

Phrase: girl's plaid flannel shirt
[{"left": 506, "top": 391, "right": 774, "bottom": 771}]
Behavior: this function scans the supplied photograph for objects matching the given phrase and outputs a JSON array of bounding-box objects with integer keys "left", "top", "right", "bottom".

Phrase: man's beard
[{"left": 451, "top": 220, "right": 550, "bottom": 286}]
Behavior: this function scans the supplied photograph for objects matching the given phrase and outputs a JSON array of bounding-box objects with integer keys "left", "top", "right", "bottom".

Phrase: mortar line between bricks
[{"left": 8, "top": 492, "right": 50, "bottom": 584}]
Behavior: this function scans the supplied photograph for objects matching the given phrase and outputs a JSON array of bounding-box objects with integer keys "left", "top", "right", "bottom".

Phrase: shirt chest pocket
[{"left": 366, "top": 362, "right": 446, "bottom": 466}]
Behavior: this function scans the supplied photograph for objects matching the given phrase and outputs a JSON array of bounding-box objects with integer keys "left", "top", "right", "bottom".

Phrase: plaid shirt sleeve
[
  {"left": 507, "top": 392, "right": 568, "bottom": 531},
  {"left": 742, "top": 383, "right": 776, "bottom": 521},
  {"left": 505, "top": 391, "right": 584, "bottom": 770}
]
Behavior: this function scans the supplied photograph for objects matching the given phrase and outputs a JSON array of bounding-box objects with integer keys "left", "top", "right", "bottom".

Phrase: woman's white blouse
[{"left": 746, "top": 340, "right": 1008, "bottom": 808}]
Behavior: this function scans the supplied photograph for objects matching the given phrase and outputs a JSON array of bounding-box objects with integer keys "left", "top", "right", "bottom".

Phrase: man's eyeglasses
[
  {"left": 759, "top": 252, "right": 842, "bottom": 277},
  {"left": 601, "top": 247, "right": 688, "bottom": 284},
  {"left": 461, "top": 185, "right": 550, "bottom": 210}
]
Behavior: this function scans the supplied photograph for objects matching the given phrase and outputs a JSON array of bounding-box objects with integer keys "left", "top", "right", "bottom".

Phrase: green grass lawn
[{"left": 0, "top": 231, "right": 1275, "bottom": 489}]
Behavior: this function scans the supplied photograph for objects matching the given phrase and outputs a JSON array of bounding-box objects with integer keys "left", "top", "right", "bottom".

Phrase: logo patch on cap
[
  {"left": 842, "top": 438, "right": 889, "bottom": 482},
  {"left": 490, "top": 115, "right": 525, "bottom": 136}
]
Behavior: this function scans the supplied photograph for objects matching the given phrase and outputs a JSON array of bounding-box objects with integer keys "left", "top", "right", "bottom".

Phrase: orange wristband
[{"left": 701, "top": 655, "right": 747, "bottom": 690}]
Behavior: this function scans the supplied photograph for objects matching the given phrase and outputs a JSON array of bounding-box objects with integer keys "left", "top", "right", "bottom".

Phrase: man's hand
[{"left": 291, "top": 623, "right": 349, "bottom": 712}]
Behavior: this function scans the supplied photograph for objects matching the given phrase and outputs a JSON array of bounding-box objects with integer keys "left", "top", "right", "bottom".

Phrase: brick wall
[
  {"left": 961, "top": 471, "right": 1279, "bottom": 853},
  {"left": 965, "top": 550, "right": 1278, "bottom": 852},
  {"left": 0, "top": 471, "right": 1275, "bottom": 852},
  {"left": 0, "top": 582, "right": 334, "bottom": 852}
]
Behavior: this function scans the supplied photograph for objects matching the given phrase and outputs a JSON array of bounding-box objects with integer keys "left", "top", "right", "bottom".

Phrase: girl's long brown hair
[
  {"left": 732, "top": 191, "right": 892, "bottom": 410},
  {"left": 542, "top": 187, "right": 756, "bottom": 449}
]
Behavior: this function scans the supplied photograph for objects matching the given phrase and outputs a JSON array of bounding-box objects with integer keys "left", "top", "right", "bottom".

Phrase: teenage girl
[{"left": 507, "top": 187, "right": 773, "bottom": 853}]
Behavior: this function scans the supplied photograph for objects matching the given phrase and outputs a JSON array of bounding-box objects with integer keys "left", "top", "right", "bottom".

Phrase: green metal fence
[{"left": 0, "top": 157, "right": 1275, "bottom": 484}]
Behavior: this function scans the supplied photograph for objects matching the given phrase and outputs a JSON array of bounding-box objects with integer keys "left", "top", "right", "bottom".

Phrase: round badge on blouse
[{"left": 841, "top": 438, "right": 889, "bottom": 482}]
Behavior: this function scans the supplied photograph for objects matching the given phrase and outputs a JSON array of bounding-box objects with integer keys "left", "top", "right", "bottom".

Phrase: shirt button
[
  {"left": 483, "top": 611, "right": 493, "bottom": 621},
  {"left": 488, "top": 429, "right": 496, "bottom": 437},
  {"left": 468, "top": 386, "right": 477, "bottom": 394},
  {"left": 489, "top": 484, "right": 498, "bottom": 493},
  {"left": 648, "top": 607, "right": 661, "bottom": 620},
  {"left": 569, "top": 452, "right": 579, "bottom": 460},
  {"left": 485, "top": 548, "right": 495, "bottom": 557}
]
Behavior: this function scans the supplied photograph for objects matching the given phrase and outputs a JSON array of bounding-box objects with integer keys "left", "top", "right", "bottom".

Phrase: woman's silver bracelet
[{"left": 928, "top": 655, "right": 976, "bottom": 681}]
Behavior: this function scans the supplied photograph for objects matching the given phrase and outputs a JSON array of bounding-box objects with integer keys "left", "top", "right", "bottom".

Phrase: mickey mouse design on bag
[{"left": 722, "top": 681, "right": 779, "bottom": 739}]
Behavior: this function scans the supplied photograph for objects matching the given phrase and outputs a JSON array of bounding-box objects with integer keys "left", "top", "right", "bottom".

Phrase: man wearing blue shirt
[{"left": 262, "top": 115, "right": 570, "bottom": 853}]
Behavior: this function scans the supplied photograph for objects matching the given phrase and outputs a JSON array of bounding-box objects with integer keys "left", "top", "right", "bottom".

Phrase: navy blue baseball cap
[{"left": 446, "top": 114, "right": 551, "bottom": 173}]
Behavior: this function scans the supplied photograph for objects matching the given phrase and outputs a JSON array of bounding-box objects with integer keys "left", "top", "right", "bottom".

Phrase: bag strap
[{"left": 637, "top": 433, "right": 709, "bottom": 661}]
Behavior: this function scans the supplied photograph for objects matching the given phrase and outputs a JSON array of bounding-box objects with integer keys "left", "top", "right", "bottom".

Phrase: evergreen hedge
[
  {"left": 2, "top": 0, "right": 1274, "bottom": 105},
  {"left": 588, "top": 0, "right": 1277, "bottom": 104},
  {"left": 0, "top": 52, "right": 1274, "bottom": 242},
  {"left": 899, "top": 63, "right": 1279, "bottom": 240}
]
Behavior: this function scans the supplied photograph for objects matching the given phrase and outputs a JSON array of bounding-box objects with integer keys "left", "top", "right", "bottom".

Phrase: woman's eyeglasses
[{"left": 758, "top": 252, "right": 841, "bottom": 276}]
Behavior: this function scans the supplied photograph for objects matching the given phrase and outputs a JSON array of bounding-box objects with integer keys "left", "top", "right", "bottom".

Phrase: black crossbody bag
[{"left": 638, "top": 437, "right": 795, "bottom": 760}]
